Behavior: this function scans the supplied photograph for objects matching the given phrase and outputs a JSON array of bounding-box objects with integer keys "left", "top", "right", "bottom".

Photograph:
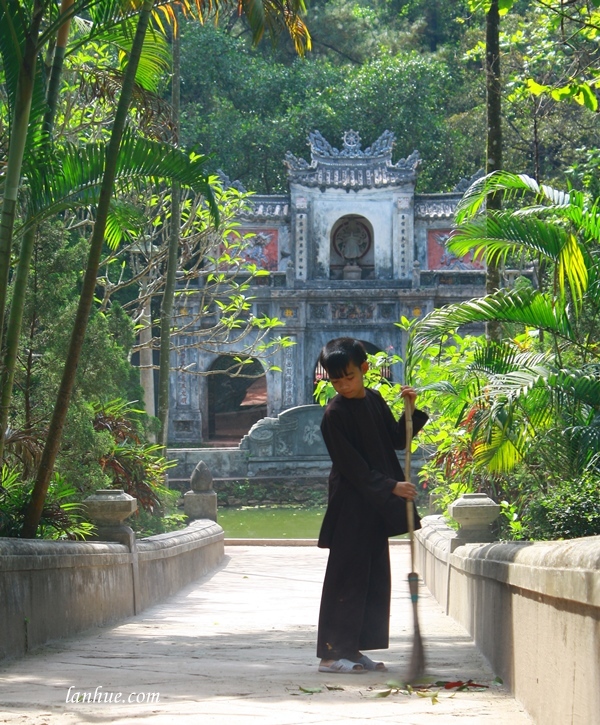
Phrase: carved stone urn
[
  {"left": 83, "top": 489, "right": 138, "bottom": 546},
  {"left": 84, "top": 489, "right": 137, "bottom": 527},
  {"left": 449, "top": 493, "right": 500, "bottom": 544}
]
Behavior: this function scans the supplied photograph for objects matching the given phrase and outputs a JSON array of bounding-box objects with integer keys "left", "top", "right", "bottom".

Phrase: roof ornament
[{"left": 284, "top": 130, "right": 420, "bottom": 189}]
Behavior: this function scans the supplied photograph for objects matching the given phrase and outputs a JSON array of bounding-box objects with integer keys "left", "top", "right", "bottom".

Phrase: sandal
[
  {"left": 318, "top": 658, "right": 365, "bottom": 674},
  {"left": 356, "top": 654, "right": 387, "bottom": 672}
]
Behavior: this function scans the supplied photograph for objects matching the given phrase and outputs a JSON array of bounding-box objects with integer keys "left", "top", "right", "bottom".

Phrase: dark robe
[{"left": 316, "top": 388, "right": 428, "bottom": 660}]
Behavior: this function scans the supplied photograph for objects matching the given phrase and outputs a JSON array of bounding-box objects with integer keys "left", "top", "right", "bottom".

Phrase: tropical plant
[
  {"left": 523, "top": 470, "right": 600, "bottom": 540},
  {"left": 92, "top": 398, "right": 175, "bottom": 510},
  {"left": 402, "top": 171, "right": 600, "bottom": 537},
  {"left": 0, "top": 465, "right": 95, "bottom": 540}
]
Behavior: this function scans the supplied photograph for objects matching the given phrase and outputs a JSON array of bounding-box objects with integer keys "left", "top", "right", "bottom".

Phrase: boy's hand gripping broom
[{"left": 404, "top": 403, "right": 426, "bottom": 683}]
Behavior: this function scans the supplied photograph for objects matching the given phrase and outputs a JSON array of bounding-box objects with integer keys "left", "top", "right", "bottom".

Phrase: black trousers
[{"left": 316, "top": 521, "right": 391, "bottom": 660}]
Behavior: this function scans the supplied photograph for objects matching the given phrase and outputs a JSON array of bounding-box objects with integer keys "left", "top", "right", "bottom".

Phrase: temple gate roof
[{"left": 284, "top": 130, "right": 420, "bottom": 189}]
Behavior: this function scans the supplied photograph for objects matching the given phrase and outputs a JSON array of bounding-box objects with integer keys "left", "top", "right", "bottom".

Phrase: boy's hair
[{"left": 318, "top": 338, "right": 367, "bottom": 379}]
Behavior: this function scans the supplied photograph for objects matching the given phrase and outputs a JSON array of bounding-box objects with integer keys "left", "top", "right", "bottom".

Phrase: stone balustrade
[
  {"left": 415, "top": 511, "right": 600, "bottom": 725},
  {"left": 0, "top": 516, "right": 224, "bottom": 662}
]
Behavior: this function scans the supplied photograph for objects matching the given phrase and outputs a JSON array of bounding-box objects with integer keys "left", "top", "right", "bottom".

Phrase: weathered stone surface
[
  {"left": 416, "top": 516, "right": 600, "bottom": 725},
  {"left": 190, "top": 460, "right": 214, "bottom": 492},
  {"left": 184, "top": 490, "right": 218, "bottom": 521},
  {"left": 0, "top": 520, "right": 224, "bottom": 661},
  {"left": 83, "top": 489, "right": 137, "bottom": 527},
  {"left": 240, "top": 404, "right": 327, "bottom": 459}
]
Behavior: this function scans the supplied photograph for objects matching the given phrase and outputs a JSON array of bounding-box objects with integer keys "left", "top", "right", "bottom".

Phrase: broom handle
[{"left": 405, "top": 402, "right": 415, "bottom": 572}]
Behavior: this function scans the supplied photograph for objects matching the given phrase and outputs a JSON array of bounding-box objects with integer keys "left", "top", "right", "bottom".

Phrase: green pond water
[
  {"left": 217, "top": 506, "right": 325, "bottom": 539},
  {"left": 216, "top": 505, "right": 417, "bottom": 539}
]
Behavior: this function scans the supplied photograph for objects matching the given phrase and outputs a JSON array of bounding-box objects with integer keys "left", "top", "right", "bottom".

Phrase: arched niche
[
  {"left": 329, "top": 215, "right": 375, "bottom": 280},
  {"left": 207, "top": 356, "right": 267, "bottom": 444},
  {"left": 313, "top": 340, "right": 393, "bottom": 398}
]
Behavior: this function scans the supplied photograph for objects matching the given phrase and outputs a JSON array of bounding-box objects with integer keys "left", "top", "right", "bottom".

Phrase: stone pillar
[
  {"left": 449, "top": 493, "right": 501, "bottom": 551},
  {"left": 412, "top": 260, "right": 421, "bottom": 290},
  {"left": 184, "top": 460, "right": 218, "bottom": 522},
  {"left": 84, "top": 489, "right": 140, "bottom": 613}
]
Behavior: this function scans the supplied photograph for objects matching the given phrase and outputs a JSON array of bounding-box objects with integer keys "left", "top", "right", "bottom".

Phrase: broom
[{"left": 404, "top": 402, "right": 426, "bottom": 683}]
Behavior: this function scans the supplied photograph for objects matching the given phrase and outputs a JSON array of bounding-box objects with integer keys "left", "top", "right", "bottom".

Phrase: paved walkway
[{"left": 0, "top": 545, "right": 531, "bottom": 724}]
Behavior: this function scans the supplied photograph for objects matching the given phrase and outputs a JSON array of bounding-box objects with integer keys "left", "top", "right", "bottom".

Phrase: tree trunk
[
  {"left": 157, "top": 11, "right": 181, "bottom": 451},
  {"left": 485, "top": 0, "right": 502, "bottom": 343},
  {"left": 43, "top": 0, "right": 74, "bottom": 135},
  {"left": 0, "top": 0, "right": 74, "bottom": 459},
  {"left": 21, "top": 0, "right": 155, "bottom": 538},
  {"left": 0, "top": 226, "right": 36, "bottom": 461},
  {"left": 0, "top": 2, "right": 44, "bottom": 355}
]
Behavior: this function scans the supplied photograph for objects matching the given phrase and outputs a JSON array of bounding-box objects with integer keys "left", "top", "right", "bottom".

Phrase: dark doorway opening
[{"left": 207, "top": 356, "right": 267, "bottom": 446}]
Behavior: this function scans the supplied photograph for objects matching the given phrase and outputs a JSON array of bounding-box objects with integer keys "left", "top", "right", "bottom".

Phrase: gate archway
[{"left": 207, "top": 356, "right": 267, "bottom": 444}]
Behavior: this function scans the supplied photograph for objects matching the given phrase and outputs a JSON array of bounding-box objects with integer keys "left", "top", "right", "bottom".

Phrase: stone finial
[
  {"left": 449, "top": 493, "right": 500, "bottom": 546},
  {"left": 190, "top": 460, "right": 214, "bottom": 492},
  {"left": 185, "top": 460, "right": 217, "bottom": 522}
]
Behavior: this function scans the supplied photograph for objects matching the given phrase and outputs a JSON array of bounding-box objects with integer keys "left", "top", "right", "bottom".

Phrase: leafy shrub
[
  {"left": 523, "top": 472, "right": 600, "bottom": 540},
  {"left": 0, "top": 466, "right": 95, "bottom": 539},
  {"left": 130, "top": 486, "right": 187, "bottom": 537}
]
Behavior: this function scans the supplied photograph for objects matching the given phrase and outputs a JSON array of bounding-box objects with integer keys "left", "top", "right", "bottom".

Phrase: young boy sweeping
[{"left": 316, "top": 337, "right": 428, "bottom": 674}]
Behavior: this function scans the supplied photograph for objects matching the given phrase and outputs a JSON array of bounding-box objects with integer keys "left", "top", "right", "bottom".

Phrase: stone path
[{"left": 0, "top": 545, "right": 532, "bottom": 724}]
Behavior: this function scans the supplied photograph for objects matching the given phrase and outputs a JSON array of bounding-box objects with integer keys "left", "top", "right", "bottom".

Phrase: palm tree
[{"left": 19, "top": 0, "right": 310, "bottom": 537}]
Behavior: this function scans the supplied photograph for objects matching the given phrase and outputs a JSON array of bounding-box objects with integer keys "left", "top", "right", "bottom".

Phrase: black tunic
[{"left": 316, "top": 388, "right": 428, "bottom": 660}]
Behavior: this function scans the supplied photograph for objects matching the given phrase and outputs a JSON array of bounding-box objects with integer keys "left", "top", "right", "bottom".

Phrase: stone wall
[
  {"left": 415, "top": 516, "right": 600, "bottom": 725},
  {"left": 168, "top": 405, "right": 332, "bottom": 495},
  {"left": 212, "top": 476, "right": 328, "bottom": 507},
  {"left": 0, "top": 520, "right": 224, "bottom": 662}
]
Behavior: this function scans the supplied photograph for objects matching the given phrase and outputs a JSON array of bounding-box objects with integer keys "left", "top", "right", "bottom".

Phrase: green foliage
[
  {"left": 179, "top": 22, "right": 478, "bottom": 193},
  {"left": 523, "top": 472, "right": 600, "bottom": 540},
  {"left": 130, "top": 486, "right": 187, "bottom": 537},
  {"left": 0, "top": 466, "right": 95, "bottom": 540},
  {"left": 94, "top": 399, "right": 176, "bottom": 512}
]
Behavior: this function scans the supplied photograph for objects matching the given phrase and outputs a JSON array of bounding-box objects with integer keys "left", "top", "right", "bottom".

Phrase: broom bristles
[
  {"left": 406, "top": 612, "right": 426, "bottom": 683},
  {"left": 405, "top": 571, "right": 426, "bottom": 683}
]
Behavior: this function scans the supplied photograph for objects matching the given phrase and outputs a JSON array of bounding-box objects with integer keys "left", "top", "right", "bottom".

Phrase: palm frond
[
  {"left": 102, "top": 18, "right": 171, "bottom": 93},
  {"left": 20, "top": 132, "right": 220, "bottom": 234},
  {"left": 104, "top": 199, "right": 147, "bottom": 250},
  {"left": 455, "top": 171, "right": 571, "bottom": 224},
  {"left": 73, "top": 65, "right": 175, "bottom": 140},
  {"left": 239, "top": 0, "right": 311, "bottom": 55},
  {"left": 0, "top": 0, "right": 48, "bottom": 134},
  {"left": 412, "top": 288, "right": 574, "bottom": 347},
  {"left": 449, "top": 214, "right": 589, "bottom": 310},
  {"left": 473, "top": 428, "right": 525, "bottom": 472}
]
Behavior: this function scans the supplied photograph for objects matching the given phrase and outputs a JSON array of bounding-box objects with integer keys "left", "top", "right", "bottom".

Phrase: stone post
[
  {"left": 184, "top": 460, "right": 218, "bottom": 522},
  {"left": 84, "top": 489, "right": 140, "bottom": 613},
  {"left": 448, "top": 493, "right": 501, "bottom": 551}
]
